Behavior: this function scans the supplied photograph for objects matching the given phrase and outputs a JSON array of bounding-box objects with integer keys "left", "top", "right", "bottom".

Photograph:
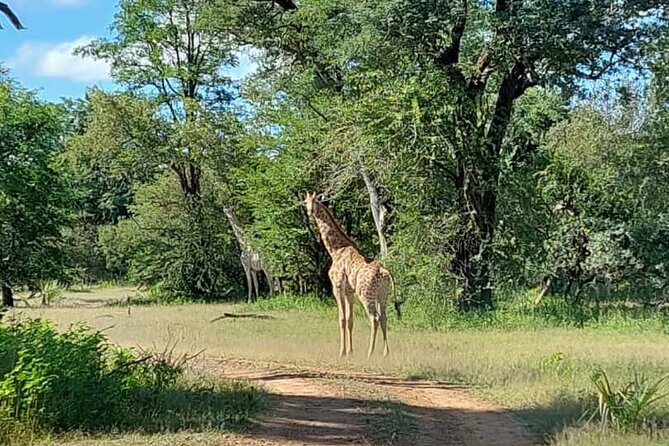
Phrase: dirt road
[{"left": 205, "top": 358, "right": 540, "bottom": 446}]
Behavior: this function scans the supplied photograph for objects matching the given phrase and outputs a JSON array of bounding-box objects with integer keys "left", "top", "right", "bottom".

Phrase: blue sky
[
  {"left": 0, "top": 1, "right": 254, "bottom": 103},
  {"left": 1, "top": 1, "right": 118, "bottom": 101}
]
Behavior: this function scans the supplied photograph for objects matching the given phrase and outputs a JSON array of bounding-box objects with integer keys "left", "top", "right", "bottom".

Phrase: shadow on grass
[
  {"left": 220, "top": 367, "right": 546, "bottom": 445},
  {"left": 232, "top": 367, "right": 613, "bottom": 446},
  {"left": 241, "top": 391, "right": 544, "bottom": 445},
  {"left": 31, "top": 380, "right": 270, "bottom": 437},
  {"left": 242, "top": 368, "right": 470, "bottom": 391},
  {"left": 32, "top": 367, "right": 596, "bottom": 446},
  {"left": 511, "top": 393, "right": 592, "bottom": 443},
  {"left": 243, "top": 391, "right": 597, "bottom": 445},
  {"left": 117, "top": 381, "right": 269, "bottom": 434}
]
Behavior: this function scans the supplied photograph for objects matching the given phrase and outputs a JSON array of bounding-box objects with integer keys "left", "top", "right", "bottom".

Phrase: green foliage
[
  {"left": 0, "top": 76, "right": 73, "bottom": 295},
  {"left": 65, "top": 90, "right": 164, "bottom": 226},
  {"left": 0, "top": 318, "right": 267, "bottom": 442},
  {"left": 98, "top": 172, "right": 241, "bottom": 299},
  {"left": 231, "top": 0, "right": 668, "bottom": 308},
  {"left": 3, "top": 0, "right": 668, "bottom": 323},
  {"left": 80, "top": 0, "right": 237, "bottom": 110},
  {"left": 36, "top": 281, "right": 65, "bottom": 306},
  {"left": 588, "top": 368, "right": 669, "bottom": 433}
]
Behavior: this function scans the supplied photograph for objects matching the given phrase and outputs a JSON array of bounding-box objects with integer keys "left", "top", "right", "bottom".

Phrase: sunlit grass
[{"left": 8, "top": 288, "right": 669, "bottom": 446}]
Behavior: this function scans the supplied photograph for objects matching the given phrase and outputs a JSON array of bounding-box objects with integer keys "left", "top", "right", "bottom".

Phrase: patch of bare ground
[{"left": 201, "top": 358, "right": 540, "bottom": 446}]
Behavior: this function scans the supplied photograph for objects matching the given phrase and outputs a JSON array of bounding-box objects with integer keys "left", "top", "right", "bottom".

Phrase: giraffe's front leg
[
  {"left": 345, "top": 296, "right": 354, "bottom": 355},
  {"left": 334, "top": 288, "right": 346, "bottom": 357}
]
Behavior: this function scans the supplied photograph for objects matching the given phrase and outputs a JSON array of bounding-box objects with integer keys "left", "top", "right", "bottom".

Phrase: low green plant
[
  {"left": 588, "top": 367, "right": 669, "bottom": 433},
  {"left": 540, "top": 352, "right": 575, "bottom": 379},
  {"left": 0, "top": 318, "right": 267, "bottom": 443},
  {"left": 37, "top": 281, "right": 65, "bottom": 306}
]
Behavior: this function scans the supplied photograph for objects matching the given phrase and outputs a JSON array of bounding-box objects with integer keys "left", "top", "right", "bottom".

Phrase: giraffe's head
[{"left": 304, "top": 192, "right": 327, "bottom": 217}]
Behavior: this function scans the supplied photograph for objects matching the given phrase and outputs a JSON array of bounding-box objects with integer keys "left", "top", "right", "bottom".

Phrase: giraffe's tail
[{"left": 388, "top": 272, "right": 403, "bottom": 320}]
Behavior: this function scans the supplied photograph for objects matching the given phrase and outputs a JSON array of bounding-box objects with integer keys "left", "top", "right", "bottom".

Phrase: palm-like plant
[{"left": 0, "top": 2, "right": 24, "bottom": 30}]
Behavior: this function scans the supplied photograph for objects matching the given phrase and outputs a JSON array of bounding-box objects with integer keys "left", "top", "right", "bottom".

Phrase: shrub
[
  {"left": 0, "top": 319, "right": 183, "bottom": 433},
  {"left": 37, "top": 281, "right": 65, "bottom": 306},
  {"left": 0, "top": 320, "right": 152, "bottom": 430},
  {"left": 0, "top": 318, "right": 267, "bottom": 444},
  {"left": 588, "top": 367, "right": 669, "bottom": 433}
]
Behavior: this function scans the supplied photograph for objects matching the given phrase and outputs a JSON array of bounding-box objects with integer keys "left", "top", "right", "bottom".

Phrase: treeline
[{"left": 1, "top": 0, "right": 668, "bottom": 315}]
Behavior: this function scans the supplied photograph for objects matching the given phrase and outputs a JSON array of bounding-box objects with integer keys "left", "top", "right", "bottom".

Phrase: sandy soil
[{"left": 204, "top": 358, "right": 540, "bottom": 446}]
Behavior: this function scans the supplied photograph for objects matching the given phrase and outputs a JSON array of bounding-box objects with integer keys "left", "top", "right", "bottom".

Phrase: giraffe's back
[{"left": 331, "top": 247, "right": 392, "bottom": 311}]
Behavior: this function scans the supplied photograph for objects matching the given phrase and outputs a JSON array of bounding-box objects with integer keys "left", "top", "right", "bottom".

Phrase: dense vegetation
[
  {"left": 0, "top": 318, "right": 266, "bottom": 444},
  {"left": 1, "top": 2, "right": 668, "bottom": 314}
]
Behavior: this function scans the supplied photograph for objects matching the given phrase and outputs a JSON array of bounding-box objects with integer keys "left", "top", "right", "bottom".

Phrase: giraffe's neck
[
  {"left": 223, "top": 207, "right": 251, "bottom": 251},
  {"left": 312, "top": 202, "right": 357, "bottom": 256}
]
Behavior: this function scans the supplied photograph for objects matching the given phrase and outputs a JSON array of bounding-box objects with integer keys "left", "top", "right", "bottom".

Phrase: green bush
[
  {"left": 0, "top": 319, "right": 172, "bottom": 430},
  {"left": 98, "top": 173, "right": 242, "bottom": 300},
  {"left": 0, "top": 318, "right": 267, "bottom": 443}
]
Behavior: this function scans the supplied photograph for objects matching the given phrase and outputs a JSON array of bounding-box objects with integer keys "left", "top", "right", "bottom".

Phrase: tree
[
  {"left": 80, "top": 0, "right": 238, "bottom": 202},
  {"left": 0, "top": 77, "right": 71, "bottom": 306},
  {"left": 65, "top": 90, "right": 167, "bottom": 226},
  {"left": 231, "top": 0, "right": 667, "bottom": 310},
  {"left": 79, "top": 0, "right": 251, "bottom": 296}
]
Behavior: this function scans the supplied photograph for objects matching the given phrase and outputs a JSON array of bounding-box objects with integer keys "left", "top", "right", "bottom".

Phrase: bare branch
[
  {"left": 469, "top": 47, "right": 494, "bottom": 91},
  {"left": 0, "top": 2, "right": 24, "bottom": 29}
]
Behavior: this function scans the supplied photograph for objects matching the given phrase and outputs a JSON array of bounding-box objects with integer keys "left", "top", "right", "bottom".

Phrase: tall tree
[
  {"left": 80, "top": 0, "right": 238, "bottom": 202},
  {"left": 80, "top": 0, "right": 249, "bottom": 296},
  {"left": 0, "top": 78, "right": 71, "bottom": 306},
  {"left": 232, "top": 0, "right": 667, "bottom": 310}
]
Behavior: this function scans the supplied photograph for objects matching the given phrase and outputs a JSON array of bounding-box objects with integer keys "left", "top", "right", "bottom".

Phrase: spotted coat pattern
[{"left": 305, "top": 193, "right": 393, "bottom": 357}]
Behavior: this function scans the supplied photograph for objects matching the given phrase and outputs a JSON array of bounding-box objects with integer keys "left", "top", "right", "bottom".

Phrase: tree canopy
[{"left": 1, "top": 0, "right": 668, "bottom": 315}]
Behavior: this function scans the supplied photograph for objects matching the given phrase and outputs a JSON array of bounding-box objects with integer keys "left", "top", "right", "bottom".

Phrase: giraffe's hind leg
[
  {"left": 380, "top": 305, "right": 389, "bottom": 357},
  {"left": 362, "top": 298, "right": 380, "bottom": 358},
  {"left": 334, "top": 287, "right": 346, "bottom": 357},
  {"left": 368, "top": 313, "right": 379, "bottom": 358}
]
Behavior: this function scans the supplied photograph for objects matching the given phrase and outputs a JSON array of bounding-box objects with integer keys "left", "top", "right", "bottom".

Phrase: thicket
[{"left": 0, "top": 318, "right": 266, "bottom": 444}]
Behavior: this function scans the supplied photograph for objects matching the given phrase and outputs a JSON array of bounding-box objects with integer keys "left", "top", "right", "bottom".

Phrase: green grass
[
  {"left": 9, "top": 288, "right": 669, "bottom": 446},
  {"left": 246, "top": 288, "right": 669, "bottom": 333}
]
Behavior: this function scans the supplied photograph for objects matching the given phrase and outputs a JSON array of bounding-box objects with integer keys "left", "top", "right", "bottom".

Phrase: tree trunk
[
  {"left": 451, "top": 164, "right": 496, "bottom": 311},
  {"left": 361, "top": 167, "right": 388, "bottom": 260},
  {"left": 2, "top": 281, "right": 14, "bottom": 307},
  {"left": 445, "top": 61, "right": 530, "bottom": 311}
]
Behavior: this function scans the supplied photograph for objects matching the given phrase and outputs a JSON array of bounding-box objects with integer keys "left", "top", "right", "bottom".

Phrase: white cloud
[
  {"left": 8, "top": 36, "right": 110, "bottom": 82},
  {"left": 228, "top": 47, "right": 261, "bottom": 80}
]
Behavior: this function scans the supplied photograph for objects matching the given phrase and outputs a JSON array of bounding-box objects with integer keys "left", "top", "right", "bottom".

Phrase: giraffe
[
  {"left": 304, "top": 192, "right": 396, "bottom": 357},
  {"left": 223, "top": 207, "right": 274, "bottom": 303}
]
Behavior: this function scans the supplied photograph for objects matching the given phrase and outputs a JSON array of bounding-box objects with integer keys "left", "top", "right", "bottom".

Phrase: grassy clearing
[
  {"left": 14, "top": 285, "right": 140, "bottom": 309},
  {"left": 7, "top": 288, "right": 669, "bottom": 445},
  {"left": 23, "top": 376, "right": 269, "bottom": 446}
]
